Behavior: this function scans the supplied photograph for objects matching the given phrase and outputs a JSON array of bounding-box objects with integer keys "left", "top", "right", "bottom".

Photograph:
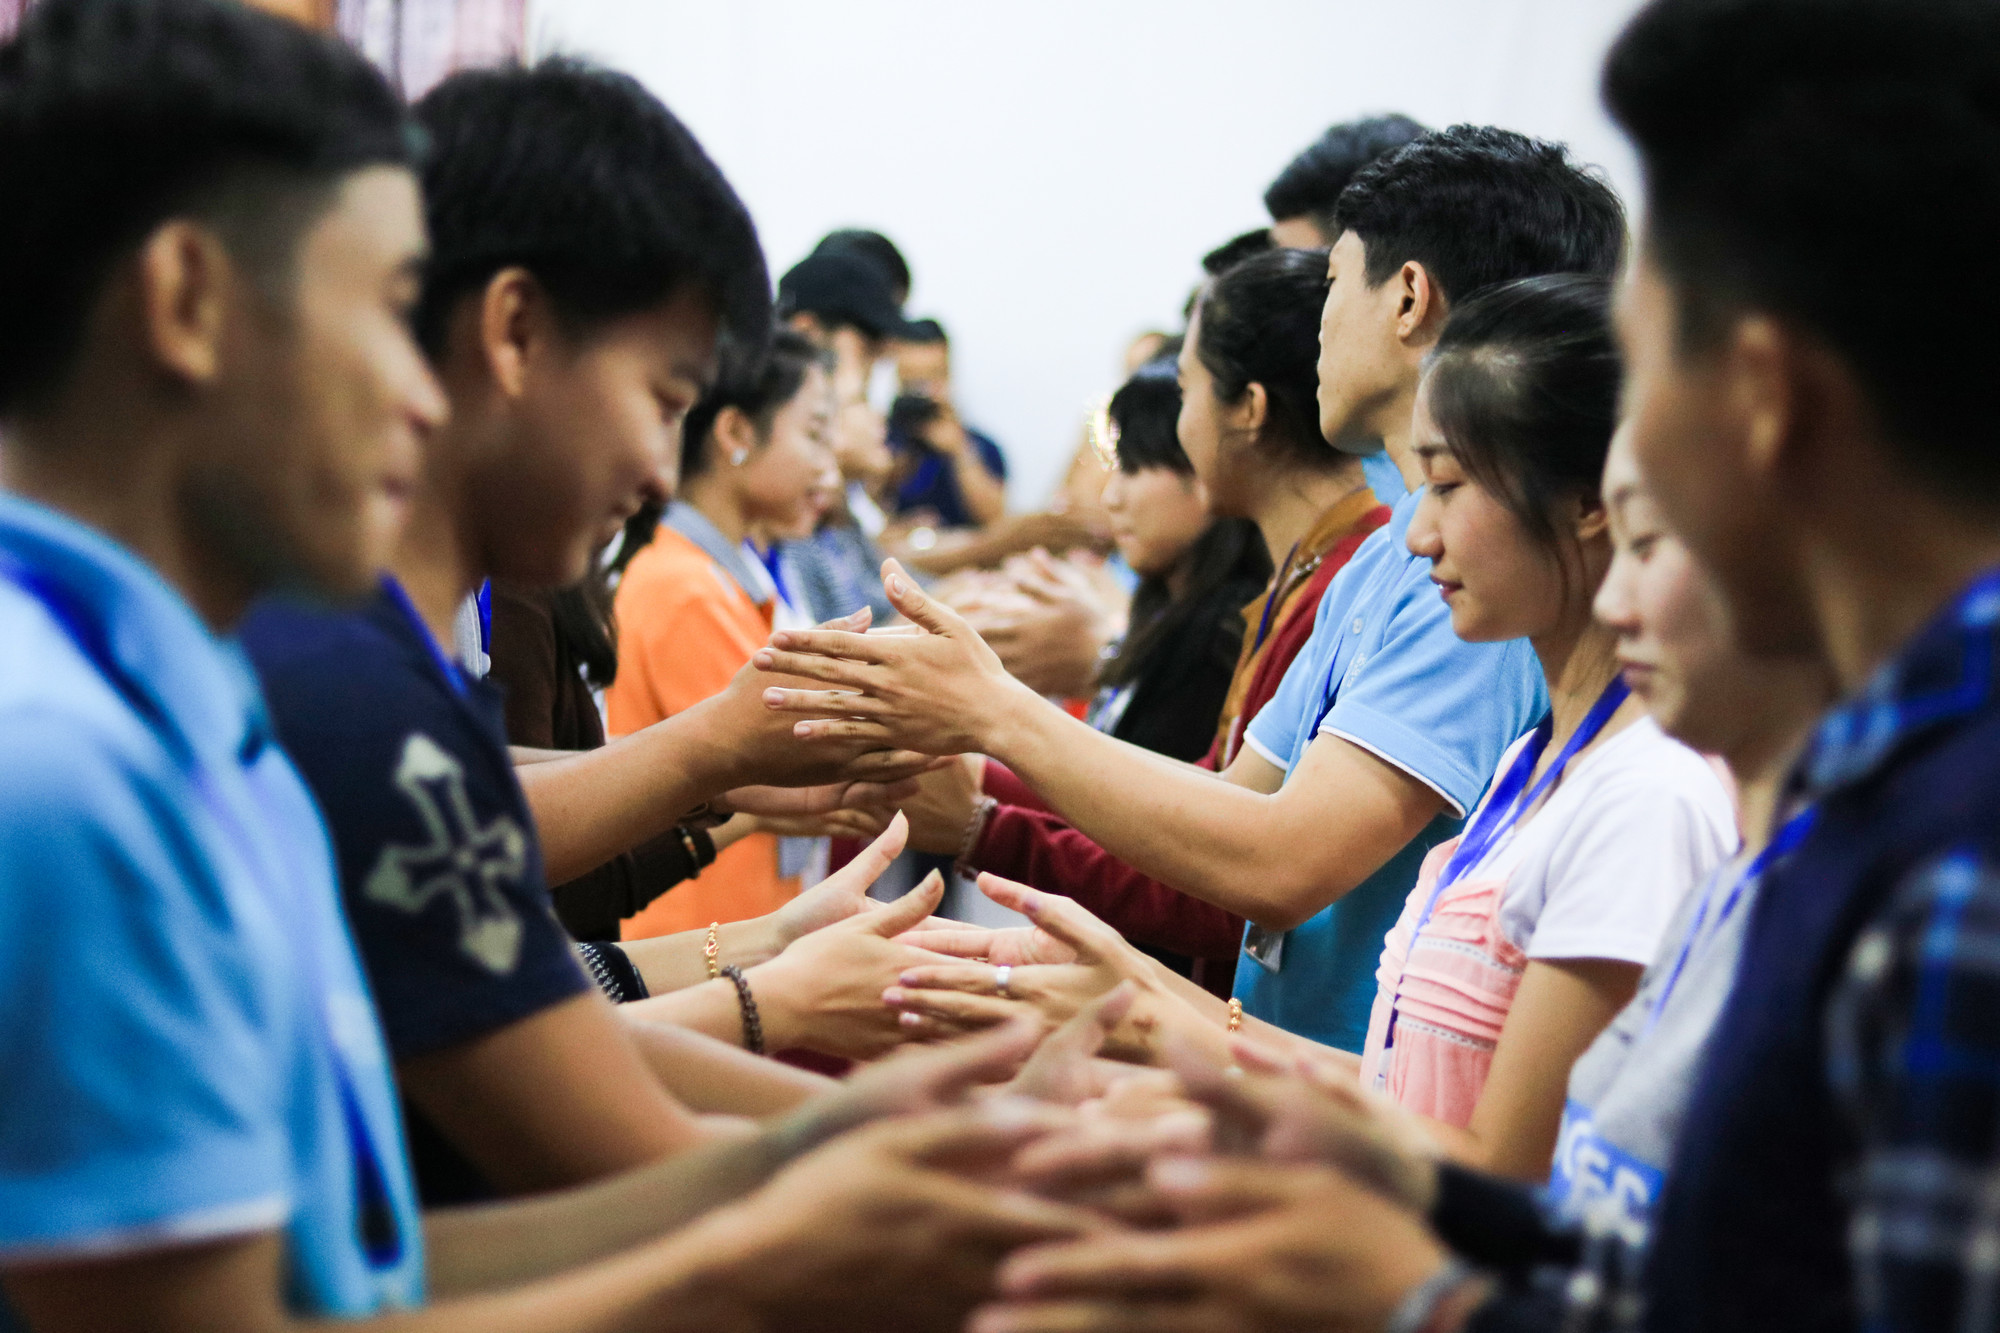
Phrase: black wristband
[
  {"left": 720, "top": 963, "right": 764, "bottom": 1055},
  {"left": 676, "top": 823, "right": 716, "bottom": 870},
  {"left": 576, "top": 942, "right": 650, "bottom": 1004}
]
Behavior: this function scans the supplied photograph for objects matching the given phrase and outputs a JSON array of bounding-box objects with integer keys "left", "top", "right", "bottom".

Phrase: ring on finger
[{"left": 994, "top": 964, "right": 1013, "bottom": 998}]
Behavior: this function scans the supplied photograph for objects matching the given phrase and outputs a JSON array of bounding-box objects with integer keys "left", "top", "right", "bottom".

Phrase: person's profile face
[
  {"left": 195, "top": 165, "right": 444, "bottom": 601},
  {"left": 1615, "top": 241, "right": 1816, "bottom": 657},
  {"left": 1403, "top": 384, "right": 1569, "bottom": 645},
  {"left": 1316, "top": 230, "right": 1411, "bottom": 451},
  {"left": 1101, "top": 463, "right": 1209, "bottom": 578},
  {"left": 1174, "top": 311, "right": 1236, "bottom": 513},
  {"left": 741, "top": 363, "right": 839, "bottom": 536},
  {"left": 894, "top": 340, "right": 950, "bottom": 399},
  {"left": 484, "top": 287, "right": 718, "bottom": 587}
]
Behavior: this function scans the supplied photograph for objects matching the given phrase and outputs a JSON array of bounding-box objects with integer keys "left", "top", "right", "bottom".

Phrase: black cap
[{"left": 776, "top": 250, "right": 920, "bottom": 341}]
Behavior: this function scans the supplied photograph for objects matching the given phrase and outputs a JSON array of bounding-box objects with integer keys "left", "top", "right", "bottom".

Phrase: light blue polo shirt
[
  {"left": 0, "top": 495, "right": 423, "bottom": 1323},
  {"left": 1237, "top": 487, "right": 1546, "bottom": 1050}
]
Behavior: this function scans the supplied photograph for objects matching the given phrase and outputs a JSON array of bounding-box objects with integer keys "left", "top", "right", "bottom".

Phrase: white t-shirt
[{"left": 1465, "top": 716, "right": 1737, "bottom": 965}]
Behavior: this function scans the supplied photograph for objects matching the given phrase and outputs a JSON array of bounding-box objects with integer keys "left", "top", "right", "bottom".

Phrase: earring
[{"left": 730, "top": 448, "right": 750, "bottom": 466}]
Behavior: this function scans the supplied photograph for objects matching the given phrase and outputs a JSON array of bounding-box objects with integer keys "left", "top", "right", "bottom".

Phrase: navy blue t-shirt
[
  {"left": 891, "top": 425, "right": 1006, "bottom": 528},
  {"left": 241, "top": 582, "right": 590, "bottom": 1204}
]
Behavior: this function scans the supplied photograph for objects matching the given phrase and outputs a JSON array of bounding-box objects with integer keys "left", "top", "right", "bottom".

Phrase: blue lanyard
[
  {"left": 0, "top": 548, "right": 405, "bottom": 1270},
  {"left": 1250, "top": 541, "right": 1300, "bottom": 656},
  {"left": 1643, "top": 804, "right": 1817, "bottom": 1034},
  {"left": 748, "top": 539, "right": 796, "bottom": 610},
  {"left": 1438, "top": 675, "right": 1632, "bottom": 898},
  {"left": 382, "top": 575, "right": 467, "bottom": 696},
  {"left": 1378, "top": 675, "right": 1630, "bottom": 1062}
]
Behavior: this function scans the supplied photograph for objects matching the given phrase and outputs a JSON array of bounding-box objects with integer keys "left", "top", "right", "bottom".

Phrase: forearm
[
  {"left": 622, "top": 1016, "right": 832, "bottom": 1116},
  {"left": 975, "top": 805, "right": 1246, "bottom": 961},
  {"left": 982, "top": 700, "right": 1338, "bottom": 928},
  {"left": 620, "top": 977, "right": 757, "bottom": 1048},
  {"left": 619, "top": 917, "right": 785, "bottom": 995},
  {"left": 518, "top": 699, "right": 741, "bottom": 883},
  {"left": 422, "top": 1127, "right": 801, "bottom": 1299},
  {"left": 951, "top": 454, "right": 1007, "bottom": 526}
]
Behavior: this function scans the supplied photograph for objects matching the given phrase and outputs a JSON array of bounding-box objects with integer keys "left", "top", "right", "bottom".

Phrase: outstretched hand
[
  {"left": 754, "top": 812, "right": 905, "bottom": 951},
  {"left": 885, "top": 875, "right": 1191, "bottom": 1062},
  {"left": 707, "top": 605, "right": 943, "bottom": 787},
  {"left": 751, "top": 870, "right": 997, "bottom": 1060},
  {"left": 969, "top": 1156, "right": 1460, "bottom": 1333},
  {"left": 687, "top": 1101, "right": 1111, "bottom": 1333},
  {"left": 753, "top": 558, "right": 1043, "bottom": 757},
  {"left": 1162, "top": 1040, "right": 1441, "bottom": 1211}
]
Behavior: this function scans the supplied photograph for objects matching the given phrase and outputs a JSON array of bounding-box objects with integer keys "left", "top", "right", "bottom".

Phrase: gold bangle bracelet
[
  {"left": 1227, "top": 998, "right": 1243, "bottom": 1034},
  {"left": 704, "top": 922, "right": 722, "bottom": 980}
]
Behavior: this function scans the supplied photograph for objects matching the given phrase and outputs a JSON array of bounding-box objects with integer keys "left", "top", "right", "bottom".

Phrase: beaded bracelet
[
  {"left": 720, "top": 964, "right": 764, "bottom": 1055},
  {"left": 1227, "top": 997, "right": 1243, "bottom": 1033}
]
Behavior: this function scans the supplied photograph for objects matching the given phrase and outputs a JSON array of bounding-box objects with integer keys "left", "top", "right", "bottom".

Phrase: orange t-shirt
[{"left": 607, "top": 526, "right": 796, "bottom": 938}]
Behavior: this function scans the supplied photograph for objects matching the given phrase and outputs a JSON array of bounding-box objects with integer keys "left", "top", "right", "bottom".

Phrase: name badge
[{"left": 1243, "top": 924, "right": 1286, "bottom": 972}]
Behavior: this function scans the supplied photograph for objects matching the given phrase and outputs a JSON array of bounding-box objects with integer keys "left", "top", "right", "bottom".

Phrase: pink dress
[{"left": 1357, "top": 836, "right": 1529, "bottom": 1128}]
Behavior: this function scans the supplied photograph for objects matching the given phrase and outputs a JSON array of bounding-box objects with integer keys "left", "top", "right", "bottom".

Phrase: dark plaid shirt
[{"left": 1468, "top": 567, "right": 2000, "bottom": 1333}]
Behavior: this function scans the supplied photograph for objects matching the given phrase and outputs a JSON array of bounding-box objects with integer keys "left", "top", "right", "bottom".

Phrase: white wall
[{"left": 529, "top": 0, "right": 1648, "bottom": 506}]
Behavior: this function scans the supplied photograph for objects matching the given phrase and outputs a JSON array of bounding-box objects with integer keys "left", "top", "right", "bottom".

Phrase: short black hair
[
  {"left": 1424, "top": 274, "right": 1622, "bottom": 556},
  {"left": 0, "top": 0, "right": 414, "bottom": 416},
  {"left": 1108, "top": 360, "right": 1188, "bottom": 475},
  {"left": 1332, "top": 125, "right": 1626, "bottom": 307},
  {"left": 1202, "top": 229, "right": 1276, "bottom": 278},
  {"left": 901, "top": 317, "right": 949, "bottom": 346},
  {"left": 680, "top": 328, "right": 830, "bottom": 481},
  {"left": 414, "top": 58, "right": 768, "bottom": 367},
  {"left": 1263, "top": 114, "right": 1428, "bottom": 236},
  {"left": 1192, "top": 247, "right": 1340, "bottom": 473},
  {"left": 812, "top": 228, "right": 911, "bottom": 302},
  {"left": 1605, "top": 0, "right": 2000, "bottom": 493}
]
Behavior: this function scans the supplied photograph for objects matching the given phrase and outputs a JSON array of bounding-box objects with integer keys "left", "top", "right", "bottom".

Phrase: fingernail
[
  {"left": 763, "top": 688, "right": 783, "bottom": 704},
  {"left": 883, "top": 987, "right": 906, "bottom": 1004},
  {"left": 794, "top": 722, "right": 813, "bottom": 737},
  {"left": 753, "top": 650, "right": 772, "bottom": 667},
  {"left": 899, "top": 1011, "right": 922, "bottom": 1027},
  {"left": 1150, "top": 1156, "right": 1212, "bottom": 1190},
  {"left": 898, "top": 971, "right": 922, "bottom": 985},
  {"left": 887, "top": 574, "right": 906, "bottom": 596}
]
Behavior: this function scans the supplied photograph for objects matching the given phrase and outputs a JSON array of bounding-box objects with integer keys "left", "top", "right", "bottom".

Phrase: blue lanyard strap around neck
[
  {"left": 1438, "top": 674, "right": 1632, "bottom": 896},
  {"left": 1250, "top": 541, "right": 1301, "bottom": 656},
  {"left": 382, "top": 576, "right": 467, "bottom": 696},
  {"left": 1644, "top": 803, "right": 1817, "bottom": 1034}
]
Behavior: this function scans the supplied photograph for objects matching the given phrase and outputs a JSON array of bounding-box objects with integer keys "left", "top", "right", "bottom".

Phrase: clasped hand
[{"left": 752, "top": 558, "right": 1040, "bottom": 757}]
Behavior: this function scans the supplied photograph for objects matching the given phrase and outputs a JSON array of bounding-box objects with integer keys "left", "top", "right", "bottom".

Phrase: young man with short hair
[
  {"left": 758, "top": 126, "right": 1624, "bottom": 1055},
  {"left": 240, "top": 59, "right": 964, "bottom": 1205},
  {"left": 0, "top": 5, "right": 1094, "bottom": 1328},
  {"left": 1263, "top": 114, "right": 1428, "bottom": 250}
]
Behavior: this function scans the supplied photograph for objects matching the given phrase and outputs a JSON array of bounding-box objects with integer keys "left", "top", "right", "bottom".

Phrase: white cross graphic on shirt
[{"left": 364, "top": 733, "right": 529, "bottom": 974}]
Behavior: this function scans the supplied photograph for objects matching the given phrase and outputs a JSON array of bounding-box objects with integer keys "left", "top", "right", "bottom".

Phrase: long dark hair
[
  {"left": 1099, "top": 362, "right": 1274, "bottom": 690},
  {"left": 1190, "top": 247, "right": 1341, "bottom": 473}
]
